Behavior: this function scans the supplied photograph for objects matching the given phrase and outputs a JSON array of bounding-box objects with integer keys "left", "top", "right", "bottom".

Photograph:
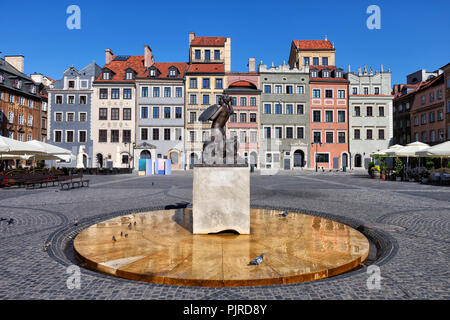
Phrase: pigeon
[
  {"left": 279, "top": 211, "right": 289, "bottom": 217},
  {"left": 128, "top": 223, "right": 132, "bottom": 229},
  {"left": 7, "top": 218, "right": 14, "bottom": 225},
  {"left": 125, "top": 234, "right": 128, "bottom": 238},
  {"left": 133, "top": 221, "right": 136, "bottom": 226},
  {"left": 112, "top": 236, "right": 117, "bottom": 242},
  {"left": 120, "top": 232, "right": 123, "bottom": 237},
  {"left": 249, "top": 253, "right": 265, "bottom": 266},
  {"left": 73, "top": 218, "right": 78, "bottom": 226},
  {"left": 43, "top": 242, "right": 51, "bottom": 252}
]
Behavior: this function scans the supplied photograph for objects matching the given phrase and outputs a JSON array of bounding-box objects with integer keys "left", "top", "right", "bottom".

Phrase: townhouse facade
[
  {"left": 135, "top": 60, "right": 188, "bottom": 170},
  {"left": 347, "top": 65, "right": 393, "bottom": 169},
  {"left": 185, "top": 33, "right": 230, "bottom": 168},
  {"left": 91, "top": 49, "right": 147, "bottom": 168},
  {"left": 0, "top": 56, "right": 42, "bottom": 144},
  {"left": 410, "top": 73, "right": 446, "bottom": 145},
  {"left": 47, "top": 62, "right": 101, "bottom": 167},
  {"left": 442, "top": 63, "right": 450, "bottom": 141},
  {"left": 258, "top": 62, "right": 310, "bottom": 170},
  {"left": 392, "top": 84, "right": 417, "bottom": 146},
  {"left": 224, "top": 61, "right": 261, "bottom": 166}
]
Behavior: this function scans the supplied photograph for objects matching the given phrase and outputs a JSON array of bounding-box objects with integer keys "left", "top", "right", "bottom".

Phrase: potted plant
[
  {"left": 372, "top": 165, "right": 381, "bottom": 179},
  {"left": 368, "top": 161, "right": 375, "bottom": 178},
  {"left": 395, "top": 158, "right": 404, "bottom": 181}
]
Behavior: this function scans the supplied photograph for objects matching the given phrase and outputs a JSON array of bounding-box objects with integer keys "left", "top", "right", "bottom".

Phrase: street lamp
[{"left": 311, "top": 141, "right": 322, "bottom": 172}]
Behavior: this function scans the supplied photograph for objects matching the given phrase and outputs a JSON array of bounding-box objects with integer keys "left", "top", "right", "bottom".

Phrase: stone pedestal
[{"left": 193, "top": 165, "right": 250, "bottom": 234}]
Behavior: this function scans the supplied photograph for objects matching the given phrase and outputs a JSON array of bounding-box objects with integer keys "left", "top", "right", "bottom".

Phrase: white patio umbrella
[
  {"left": 0, "top": 136, "right": 45, "bottom": 155},
  {"left": 416, "top": 141, "right": 450, "bottom": 157},
  {"left": 25, "top": 140, "right": 72, "bottom": 155},
  {"left": 371, "top": 144, "right": 404, "bottom": 156},
  {"left": 385, "top": 141, "right": 430, "bottom": 157}
]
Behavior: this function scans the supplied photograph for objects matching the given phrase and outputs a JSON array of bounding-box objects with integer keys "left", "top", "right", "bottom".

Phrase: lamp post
[{"left": 311, "top": 141, "right": 322, "bottom": 172}]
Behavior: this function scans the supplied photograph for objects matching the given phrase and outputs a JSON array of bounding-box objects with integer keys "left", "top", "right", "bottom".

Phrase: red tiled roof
[
  {"left": 186, "top": 63, "right": 224, "bottom": 74},
  {"left": 394, "top": 73, "right": 444, "bottom": 99},
  {"left": 228, "top": 80, "right": 257, "bottom": 89},
  {"left": 293, "top": 40, "right": 334, "bottom": 50},
  {"left": 190, "top": 36, "right": 225, "bottom": 46},
  {"left": 95, "top": 55, "right": 147, "bottom": 82},
  {"left": 143, "top": 62, "right": 188, "bottom": 78}
]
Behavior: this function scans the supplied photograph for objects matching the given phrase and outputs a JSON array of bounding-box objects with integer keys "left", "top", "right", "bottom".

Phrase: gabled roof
[
  {"left": 142, "top": 62, "right": 188, "bottom": 79},
  {"left": 190, "top": 36, "right": 226, "bottom": 47},
  {"left": 186, "top": 63, "right": 224, "bottom": 74},
  {"left": 394, "top": 73, "right": 444, "bottom": 100},
  {"left": 293, "top": 40, "right": 334, "bottom": 50},
  {"left": 95, "top": 55, "right": 146, "bottom": 82}
]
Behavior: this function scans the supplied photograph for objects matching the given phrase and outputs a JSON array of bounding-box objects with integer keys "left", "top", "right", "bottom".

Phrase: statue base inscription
[{"left": 193, "top": 165, "right": 250, "bottom": 235}]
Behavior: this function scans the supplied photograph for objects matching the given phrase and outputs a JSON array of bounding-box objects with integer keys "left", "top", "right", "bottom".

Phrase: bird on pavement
[
  {"left": 112, "top": 236, "right": 117, "bottom": 242},
  {"left": 73, "top": 218, "right": 78, "bottom": 226},
  {"left": 120, "top": 232, "right": 123, "bottom": 237},
  {"left": 279, "top": 211, "right": 289, "bottom": 217},
  {"left": 249, "top": 253, "right": 265, "bottom": 265},
  {"left": 124, "top": 234, "right": 128, "bottom": 238},
  {"left": 7, "top": 218, "right": 14, "bottom": 225},
  {"left": 133, "top": 221, "right": 136, "bottom": 226},
  {"left": 128, "top": 223, "right": 132, "bottom": 229}
]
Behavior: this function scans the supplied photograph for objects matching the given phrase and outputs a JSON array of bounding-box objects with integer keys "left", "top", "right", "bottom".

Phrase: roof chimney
[
  {"left": 30, "top": 73, "right": 43, "bottom": 84},
  {"left": 189, "top": 32, "right": 195, "bottom": 46},
  {"left": 248, "top": 57, "right": 256, "bottom": 73},
  {"left": 105, "top": 49, "right": 114, "bottom": 65},
  {"left": 144, "top": 45, "right": 154, "bottom": 68},
  {"left": 5, "top": 55, "right": 24, "bottom": 73}
]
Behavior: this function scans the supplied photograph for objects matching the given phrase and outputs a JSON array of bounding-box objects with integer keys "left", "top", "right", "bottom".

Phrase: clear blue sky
[{"left": 1, "top": 0, "right": 449, "bottom": 85}]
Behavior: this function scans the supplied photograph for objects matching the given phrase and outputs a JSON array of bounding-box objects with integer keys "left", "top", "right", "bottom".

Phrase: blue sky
[{"left": 1, "top": 0, "right": 449, "bottom": 85}]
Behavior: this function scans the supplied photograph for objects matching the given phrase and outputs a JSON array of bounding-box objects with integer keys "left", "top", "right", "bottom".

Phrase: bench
[
  {"left": 24, "top": 175, "right": 60, "bottom": 189},
  {"left": 60, "top": 174, "right": 89, "bottom": 190}
]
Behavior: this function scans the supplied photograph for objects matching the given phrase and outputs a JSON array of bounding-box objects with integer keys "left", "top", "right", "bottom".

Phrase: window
[
  {"left": 304, "top": 57, "right": 310, "bottom": 66},
  {"left": 189, "top": 112, "right": 196, "bottom": 123},
  {"left": 374, "top": 87, "right": 380, "bottom": 95},
  {"left": 123, "top": 89, "right": 132, "bottom": 99},
  {"left": 99, "top": 108, "right": 107, "bottom": 120},
  {"left": 66, "top": 131, "right": 74, "bottom": 143},
  {"left": 28, "top": 100, "right": 34, "bottom": 108},
  {"left": 111, "top": 108, "right": 120, "bottom": 120},
  {"left": 189, "top": 78, "right": 198, "bottom": 89},
  {"left": 100, "top": 89, "right": 108, "bottom": 99},
  {"left": 174, "top": 107, "right": 182, "bottom": 119},
  {"left": 264, "top": 104, "right": 271, "bottom": 114},
  {"left": 141, "top": 128, "right": 148, "bottom": 140},
  {"left": 189, "top": 131, "right": 195, "bottom": 142},
  {"left": 322, "top": 57, "right": 328, "bottom": 66},
  {"left": 215, "top": 78, "right": 223, "bottom": 89},
  {"left": 354, "top": 129, "right": 360, "bottom": 140},
  {"left": 126, "top": 72, "right": 133, "bottom": 80},
  {"left": 123, "top": 130, "right": 131, "bottom": 143},
  {"left": 421, "top": 95, "right": 425, "bottom": 104},
  {"left": 164, "top": 87, "right": 171, "bottom": 97},
  {"left": 55, "top": 95, "right": 62, "bottom": 104},
  {"left": 232, "top": 97, "right": 237, "bottom": 106},
  {"left": 111, "top": 89, "right": 120, "bottom": 99},
  {"left": 19, "top": 97, "right": 25, "bottom": 105},
  {"left": 153, "top": 87, "right": 160, "bottom": 97},
  {"left": 153, "top": 107, "right": 160, "bottom": 119},
  {"left": 203, "top": 78, "right": 210, "bottom": 89},
  {"left": 338, "top": 90, "right": 346, "bottom": 99},
  {"left": 202, "top": 131, "right": 209, "bottom": 142},
  {"left": 214, "top": 50, "right": 220, "bottom": 60},
  {"left": 352, "top": 87, "right": 358, "bottom": 95},
  {"left": 264, "top": 85, "right": 271, "bottom": 94},
  {"left": 123, "top": 108, "right": 132, "bottom": 120},
  {"left": 378, "top": 129, "right": 385, "bottom": 140},
  {"left": 286, "top": 104, "right": 293, "bottom": 114},
  {"left": 9, "top": 94, "right": 15, "bottom": 103},
  {"left": 204, "top": 50, "right": 211, "bottom": 61},
  {"left": 164, "top": 107, "right": 171, "bottom": 119},
  {"left": 286, "top": 127, "right": 293, "bottom": 139},
  {"left": 141, "top": 106, "right": 148, "bottom": 119},
  {"left": 364, "top": 87, "right": 369, "bottom": 95},
  {"left": 438, "top": 110, "right": 443, "bottom": 121},
  {"left": 240, "top": 131, "right": 247, "bottom": 143},
  {"left": 149, "top": 69, "right": 156, "bottom": 77},
  {"left": 175, "top": 128, "right": 182, "bottom": 141},
  {"left": 68, "top": 80, "right": 75, "bottom": 88},
  {"left": 153, "top": 128, "right": 160, "bottom": 140},
  {"left": 438, "top": 129, "right": 444, "bottom": 142},
  {"left": 18, "top": 114, "right": 24, "bottom": 125},
  {"left": 275, "top": 104, "right": 282, "bottom": 114},
  {"left": 111, "top": 130, "right": 119, "bottom": 143},
  {"left": 421, "top": 114, "right": 426, "bottom": 124},
  {"left": 274, "top": 127, "right": 282, "bottom": 139},
  {"left": 378, "top": 106, "right": 385, "bottom": 117},
  {"left": 430, "top": 130, "right": 436, "bottom": 142},
  {"left": 67, "top": 113, "right": 75, "bottom": 122},
  {"left": 240, "top": 113, "right": 247, "bottom": 123},
  {"left": 325, "top": 90, "right": 333, "bottom": 98},
  {"left": 366, "top": 129, "right": 373, "bottom": 140},
  {"left": 297, "top": 127, "right": 304, "bottom": 139},
  {"left": 429, "top": 111, "right": 435, "bottom": 123},
  {"left": 250, "top": 113, "right": 256, "bottom": 123},
  {"left": 195, "top": 50, "right": 201, "bottom": 60},
  {"left": 312, "top": 89, "right": 321, "bottom": 98},
  {"left": 203, "top": 94, "right": 209, "bottom": 105},
  {"left": 421, "top": 131, "right": 427, "bottom": 142},
  {"left": 250, "top": 131, "right": 257, "bottom": 143},
  {"left": 326, "top": 132, "right": 334, "bottom": 144},
  {"left": 325, "top": 111, "right": 333, "bottom": 123},
  {"left": 264, "top": 127, "right": 271, "bottom": 139},
  {"left": 313, "top": 132, "right": 321, "bottom": 143},
  {"left": 176, "top": 87, "right": 183, "bottom": 97},
  {"left": 296, "top": 104, "right": 304, "bottom": 115},
  {"left": 79, "top": 112, "right": 87, "bottom": 122},
  {"left": 99, "top": 130, "right": 107, "bottom": 142},
  {"left": 240, "top": 97, "right": 247, "bottom": 106},
  {"left": 313, "top": 57, "right": 319, "bottom": 66},
  {"left": 103, "top": 72, "right": 110, "bottom": 80},
  {"left": 250, "top": 97, "right": 256, "bottom": 106},
  {"left": 414, "top": 116, "right": 419, "bottom": 126},
  {"left": 338, "top": 111, "right": 345, "bottom": 123},
  {"left": 323, "top": 70, "right": 330, "bottom": 78},
  {"left": 27, "top": 115, "right": 33, "bottom": 126},
  {"left": 27, "top": 134, "right": 32, "bottom": 142},
  {"left": 189, "top": 94, "right": 197, "bottom": 104},
  {"left": 296, "top": 86, "right": 304, "bottom": 94},
  {"left": 79, "top": 131, "right": 87, "bottom": 143},
  {"left": 55, "top": 113, "right": 62, "bottom": 122},
  {"left": 316, "top": 153, "right": 329, "bottom": 163},
  {"left": 275, "top": 85, "right": 282, "bottom": 94},
  {"left": 338, "top": 132, "right": 346, "bottom": 144},
  {"left": 367, "top": 106, "right": 373, "bottom": 117},
  {"left": 229, "top": 114, "right": 237, "bottom": 123},
  {"left": 54, "top": 131, "right": 62, "bottom": 143},
  {"left": 430, "top": 92, "right": 434, "bottom": 102},
  {"left": 286, "top": 85, "right": 293, "bottom": 94},
  {"left": 80, "top": 96, "right": 87, "bottom": 104},
  {"left": 313, "top": 110, "right": 321, "bottom": 122}
]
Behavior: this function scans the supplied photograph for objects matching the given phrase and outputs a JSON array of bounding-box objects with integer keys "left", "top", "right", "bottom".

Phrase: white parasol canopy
[
  {"left": 0, "top": 136, "right": 45, "bottom": 155},
  {"left": 416, "top": 141, "right": 450, "bottom": 157},
  {"left": 25, "top": 140, "right": 72, "bottom": 156},
  {"left": 372, "top": 144, "right": 404, "bottom": 156},
  {"left": 385, "top": 141, "right": 430, "bottom": 157}
]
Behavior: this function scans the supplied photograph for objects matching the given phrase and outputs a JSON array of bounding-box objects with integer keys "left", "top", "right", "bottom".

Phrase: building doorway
[
  {"left": 293, "top": 150, "right": 305, "bottom": 168},
  {"left": 189, "top": 153, "right": 198, "bottom": 169},
  {"left": 355, "top": 154, "right": 362, "bottom": 168},
  {"left": 140, "top": 150, "right": 152, "bottom": 159},
  {"left": 342, "top": 153, "right": 348, "bottom": 168},
  {"left": 96, "top": 154, "right": 103, "bottom": 168}
]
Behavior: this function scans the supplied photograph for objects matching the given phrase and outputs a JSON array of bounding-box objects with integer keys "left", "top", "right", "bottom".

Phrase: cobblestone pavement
[{"left": 0, "top": 171, "right": 448, "bottom": 300}]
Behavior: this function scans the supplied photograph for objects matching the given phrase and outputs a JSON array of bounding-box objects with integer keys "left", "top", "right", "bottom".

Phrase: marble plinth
[
  {"left": 74, "top": 209, "right": 370, "bottom": 287},
  {"left": 193, "top": 166, "right": 250, "bottom": 234}
]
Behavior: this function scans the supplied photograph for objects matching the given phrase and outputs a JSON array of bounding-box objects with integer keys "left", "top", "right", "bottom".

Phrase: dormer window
[
  {"left": 14, "top": 79, "right": 22, "bottom": 89},
  {"left": 30, "top": 86, "right": 36, "bottom": 94},
  {"left": 68, "top": 80, "right": 75, "bottom": 88},
  {"left": 323, "top": 70, "right": 330, "bottom": 78},
  {"left": 103, "top": 72, "right": 110, "bottom": 80},
  {"left": 0, "top": 74, "right": 4, "bottom": 83},
  {"left": 126, "top": 72, "right": 133, "bottom": 80},
  {"left": 335, "top": 71, "right": 342, "bottom": 78},
  {"left": 310, "top": 70, "right": 318, "bottom": 78},
  {"left": 150, "top": 69, "right": 156, "bottom": 77}
]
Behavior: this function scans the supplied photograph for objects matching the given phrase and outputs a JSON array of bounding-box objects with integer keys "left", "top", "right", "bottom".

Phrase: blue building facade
[{"left": 48, "top": 62, "right": 101, "bottom": 167}]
